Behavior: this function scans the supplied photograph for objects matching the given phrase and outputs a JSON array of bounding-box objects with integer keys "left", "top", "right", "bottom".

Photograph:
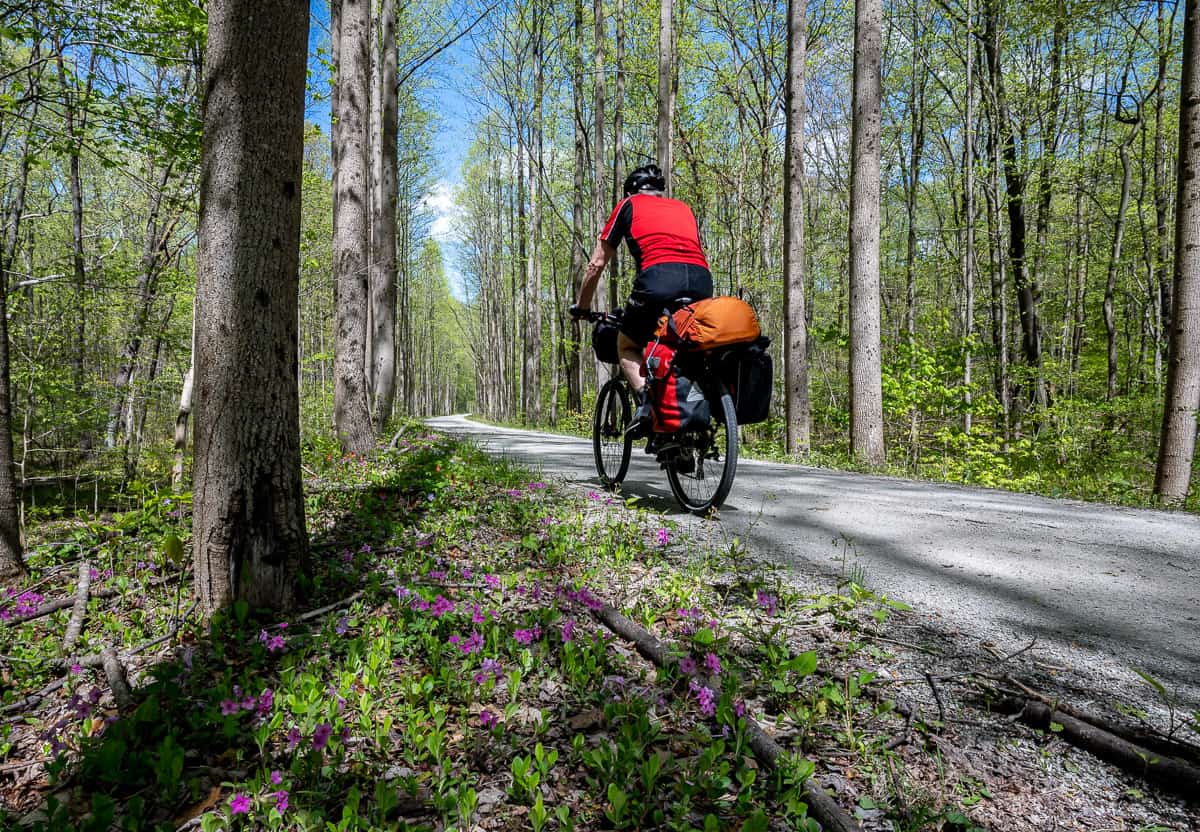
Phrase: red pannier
[{"left": 644, "top": 341, "right": 710, "bottom": 434}]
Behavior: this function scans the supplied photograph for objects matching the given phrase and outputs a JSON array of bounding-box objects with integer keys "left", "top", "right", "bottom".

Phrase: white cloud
[{"left": 422, "top": 180, "right": 462, "bottom": 244}]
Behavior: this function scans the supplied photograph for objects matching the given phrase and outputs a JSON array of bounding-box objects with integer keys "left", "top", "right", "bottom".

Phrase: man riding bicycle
[{"left": 570, "top": 164, "right": 714, "bottom": 437}]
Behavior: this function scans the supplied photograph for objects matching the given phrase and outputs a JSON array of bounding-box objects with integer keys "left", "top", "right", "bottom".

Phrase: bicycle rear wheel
[
  {"left": 593, "top": 378, "right": 633, "bottom": 488},
  {"left": 666, "top": 390, "right": 738, "bottom": 514}
]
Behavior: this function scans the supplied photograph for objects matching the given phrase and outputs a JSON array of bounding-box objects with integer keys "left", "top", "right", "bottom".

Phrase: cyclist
[{"left": 570, "top": 164, "right": 713, "bottom": 436}]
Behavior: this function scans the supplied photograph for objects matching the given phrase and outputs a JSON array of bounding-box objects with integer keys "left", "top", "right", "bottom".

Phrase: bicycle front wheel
[
  {"left": 593, "top": 377, "right": 633, "bottom": 488},
  {"left": 666, "top": 390, "right": 738, "bottom": 514}
]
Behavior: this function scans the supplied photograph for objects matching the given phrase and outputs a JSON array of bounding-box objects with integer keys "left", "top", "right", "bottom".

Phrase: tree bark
[
  {"left": 370, "top": 0, "right": 398, "bottom": 429},
  {"left": 848, "top": 0, "right": 885, "bottom": 465},
  {"left": 656, "top": 0, "right": 675, "bottom": 192},
  {"left": 1155, "top": 0, "right": 1200, "bottom": 503},
  {"left": 783, "top": 0, "right": 810, "bottom": 455},
  {"left": 963, "top": 0, "right": 977, "bottom": 435},
  {"left": 523, "top": 7, "right": 544, "bottom": 424},
  {"left": 332, "top": 0, "right": 375, "bottom": 454},
  {"left": 608, "top": 0, "right": 626, "bottom": 309},
  {"left": 173, "top": 299, "right": 197, "bottom": 490},
  {"left": 1106, "top": 121, "right": 1139, "bottom": 401},
  {"left": 0, "top": 41, "right": 39, "bottom": 580},
  {"left": 195, "top": 0, "right": 310, "bottom": 614},
  {"left": 568, "top": 0, "right": 585, "bottom": 414}
]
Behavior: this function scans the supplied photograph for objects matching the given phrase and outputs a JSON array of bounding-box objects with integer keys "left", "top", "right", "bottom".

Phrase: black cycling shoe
[{"left": 644, "top": 434, "right": 660, "bottom": 455}]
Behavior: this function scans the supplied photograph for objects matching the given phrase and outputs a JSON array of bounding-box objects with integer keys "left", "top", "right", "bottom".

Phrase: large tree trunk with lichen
[
  {"left": 783, "top": 0, "right": 810, "bottom": 455},
  {"left": 848, "top": 0, "right": 885, "bottom": 465},
  {"left": 1155, "top": 0, "right": 1200, "bottom": 503},
  {"left": 193, "top": 0, "right": 310, "bottom": 613},
  {"left": 369, "top": 0, "right": 398, "bottom": 429},
  {"left": 332, "top": 0, "right": 374, "bottom": 453}
]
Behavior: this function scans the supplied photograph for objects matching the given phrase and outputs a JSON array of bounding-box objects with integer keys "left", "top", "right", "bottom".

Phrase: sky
[{"left": 306, "top": 0, "right": 476, "bottom": 300}]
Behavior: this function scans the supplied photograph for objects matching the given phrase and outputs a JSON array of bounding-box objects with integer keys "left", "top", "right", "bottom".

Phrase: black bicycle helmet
[{"left": 623, "top": 164, "right": 666, "bottom": 196}]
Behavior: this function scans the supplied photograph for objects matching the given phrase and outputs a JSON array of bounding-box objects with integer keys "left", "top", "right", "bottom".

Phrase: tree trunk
[
  {"left": 1106, "top": 123, "right": 1139, "bottom": 401},
  {"left": 104, "top": 162, "right": 175, "bottom": 448},
  {"left": 370, "top": 0, "right": 398, "bottom": 429},
  {"left": 568, "top": 0, "right": 585, "bottom": 414},
  {"left": 523, "top": 9, "right": 544, "bottom": 424},
  {"left": 194, "top": 0, "right": 310, "bottom": 613},
  {"left": 963, "top": 0, "right": 977, "bottom": 435},
  {"left": 332, "top": 0, "right": 375, "bottom": 454},
  {"left": 0, "top": 43, "right": 39, "bottom": 580},
  {"left": 848, "top": 0, "right": 885, "bottom": 465},
  {"left": 1153, "top": 0, "right": 1175, "bottom": 378},
  {"left": 983, "top": 0, "right": 1046, "bottom": 414},
  {"left": 783, "top": 0, "right": 810, "bottom": 455},
  {"left": 656, "top": 0, "right": 674, "bottom": 192},
  {"left": 1155, "top": 0, "right": 1200, "bottom": 503},
  {"left": 608, "top": 0, "right": 626, "bottom": 308}
]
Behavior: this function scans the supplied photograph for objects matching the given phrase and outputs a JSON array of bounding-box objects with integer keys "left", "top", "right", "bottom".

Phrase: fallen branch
[
  {"left": 996, "top": 697, "right": 1200, "bottom": 796},
  {"left": 296, "top": 591, "right": 366, "bottom": 623},
  {"left": 61, "top": 560, "right": 92, "bottom": 652},
  {"left": 100, "top": 647, "right": 134, "bottom": 710},
  {"left": 591, "top": 602, "right": 863, "bottom": 832},
  {"left": 6, "top": 570, "right": 187, "bottom": 626}
]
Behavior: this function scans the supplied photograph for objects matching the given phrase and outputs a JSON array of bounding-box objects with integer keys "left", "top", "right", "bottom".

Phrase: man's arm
[{"left": 575, "top": 239, "right": 615, "bottom": 309}]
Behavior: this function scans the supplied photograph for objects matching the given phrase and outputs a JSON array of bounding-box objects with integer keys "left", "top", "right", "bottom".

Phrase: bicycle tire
[
  {"left": 593, "top": 378, "right": 633, "bottom": 488},
  {"left": 666, "top": 390, "right": 738, "bottom": 514}
]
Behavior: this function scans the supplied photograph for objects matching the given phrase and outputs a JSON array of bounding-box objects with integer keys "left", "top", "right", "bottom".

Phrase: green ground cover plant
[{"left": 2, "top": 429, "right": 1172, "bottom": 831}]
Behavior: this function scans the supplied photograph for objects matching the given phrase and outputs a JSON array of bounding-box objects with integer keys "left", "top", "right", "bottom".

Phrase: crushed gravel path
[{"left": 428, "top": 414, "right": 1200, "bottom": 710}]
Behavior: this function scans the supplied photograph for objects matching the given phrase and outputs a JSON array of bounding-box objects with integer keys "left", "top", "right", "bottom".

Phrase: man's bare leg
[{"left": 617, "top": 332, "right": 644, "bottom": 393}]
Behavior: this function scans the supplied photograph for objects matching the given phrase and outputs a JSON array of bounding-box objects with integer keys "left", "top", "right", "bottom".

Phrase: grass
[{"left": 0, "top": 427, "right": 1079, "bottom": 830}]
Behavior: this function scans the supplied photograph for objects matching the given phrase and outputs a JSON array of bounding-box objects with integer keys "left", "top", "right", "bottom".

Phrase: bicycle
[{"left": 580, "top": 308, "right": 739, "bottom": 514}]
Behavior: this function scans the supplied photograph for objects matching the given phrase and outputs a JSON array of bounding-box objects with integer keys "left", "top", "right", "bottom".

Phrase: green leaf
[
  {"left": 1049, "top": 721, "right": 1064, "bottom": 733},
  {"left": 162, "top": 533, "right": 184, "bottom": 564},
  {"left": 693, "top": 627, "right": 715, "bottom": 645}
]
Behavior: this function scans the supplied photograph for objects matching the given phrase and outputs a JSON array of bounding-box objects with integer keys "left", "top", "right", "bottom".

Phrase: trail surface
[{"left": 428, "top": 414, "right": 1200, "bottom": 704}]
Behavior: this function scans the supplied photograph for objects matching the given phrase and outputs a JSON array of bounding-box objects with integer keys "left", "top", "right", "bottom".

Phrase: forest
[
  {"left": 1, "top": 0, "right": 1200, "bottom": 828},
  {"left": 0, "top": 0, "right": 1197, "bottom": 527}
]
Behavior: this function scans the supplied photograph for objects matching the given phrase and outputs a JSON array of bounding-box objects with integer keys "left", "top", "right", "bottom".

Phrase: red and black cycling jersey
[{"left": 599, "top": 193, "right": 710, "bottom": 274}]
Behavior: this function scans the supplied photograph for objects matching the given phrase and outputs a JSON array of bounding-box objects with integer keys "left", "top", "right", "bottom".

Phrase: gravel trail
[{"left": 428, "top": 414, "right": 1200, "bottom": 706}]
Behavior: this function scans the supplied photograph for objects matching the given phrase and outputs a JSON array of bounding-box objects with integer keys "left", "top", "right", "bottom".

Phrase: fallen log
[
  {"left": 61, "top": 560, "right": 91, "bottom": 651},
  {"left": 591, "top": 602, "right": 863, "bottom": 832},
  {"left": 6, "top": 570, "right": 186, "bottom": 626},
  {"left": 997, "top": 697, "right": 1200, "bottom": 797}
]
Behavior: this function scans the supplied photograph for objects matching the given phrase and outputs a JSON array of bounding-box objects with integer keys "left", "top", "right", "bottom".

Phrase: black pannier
[
  {"left": 591, "top": 309, "right": 623, "bottom": 364},
  {"left": 730, "top": 336, "right": 772, "bottom": 425}
]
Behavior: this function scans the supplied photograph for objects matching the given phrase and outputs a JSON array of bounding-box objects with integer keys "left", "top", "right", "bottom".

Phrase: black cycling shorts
[{"left": 619, "top": 262, "right": 714, "bottom": 346}]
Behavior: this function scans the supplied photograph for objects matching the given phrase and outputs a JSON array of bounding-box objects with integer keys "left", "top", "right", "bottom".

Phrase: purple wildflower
[
  {"left": 430, "top": 595, "right": 455, "bottom": 617},
  {"left": 756, "top": 591, "right": 778, "bottom": 616},
  {"left": 512, "top": 624, "right": 541, "bottom": 646},
  {"left": 429, "top": 569, "right": 448, "bottom": 582},
  {"left": 274, "top": 789, "right": 289, "bottom": 812},
  {"left": 529, "top": 481, "right": 548, "bottom": 490},
  {"left": 285, "top": 728, "right": 301, "bottom": 751},
  {"left": 679, "top": 656, "right": 697, "bottom": 675},
  {"left": 395, "top": 586, "right": 412, "bottom": 599},
  {"left": 256, "top": 689, "right": 274, "bottom": 717},
  {"left": 689, "top": 682, "right": 717, "bottom": 717},
  {"left": 704, "top": 652, "right": 722, "bottom": 675},
  {"left": 734, "top": 699, "right": 746, "bottom": 718},
  {"left": 220, "top": 699, "right": 240, "bottom": 716},
  {"left": 335, "top": 617, "right": 349, "bottom": 636},
  {"left": 484, "top": 574, "right": 501, "bottom": 590},
  {"left": 312, "top": 723, "right": 333, "bottom": 751},
  {"left": 266, "top": 635, "right": 286, "bottom": 653},
  {"left": 229, "top": 793, "right": 251, "bottom": 815},
  {"left": 270, "top": 770, "right": 283, "bottom": 785},
  {"left": 480, "top": 710, "right": 499, "bottom": 729},
  {"left": 69, "top": 663, "right": 82, "bottom": 675},
  {"left": 655, "top": 527, "right": 670, "bottom": 546},
  {"left": 560, "top": 618, "right": 576, "bottom": 643}
]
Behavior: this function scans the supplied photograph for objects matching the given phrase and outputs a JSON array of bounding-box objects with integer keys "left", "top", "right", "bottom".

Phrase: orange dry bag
[{"left": 655, "top": 296, "right": 761, "bottom": 350}]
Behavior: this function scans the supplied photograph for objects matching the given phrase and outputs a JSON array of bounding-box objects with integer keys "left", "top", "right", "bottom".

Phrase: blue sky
[{"left": 306, "top": 0, "right": 475, "bottom": 297}]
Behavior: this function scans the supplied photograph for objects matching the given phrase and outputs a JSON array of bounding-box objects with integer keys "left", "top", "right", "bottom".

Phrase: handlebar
[{"left": 570, "top": 306, "right": 619, "bottom": 324}]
